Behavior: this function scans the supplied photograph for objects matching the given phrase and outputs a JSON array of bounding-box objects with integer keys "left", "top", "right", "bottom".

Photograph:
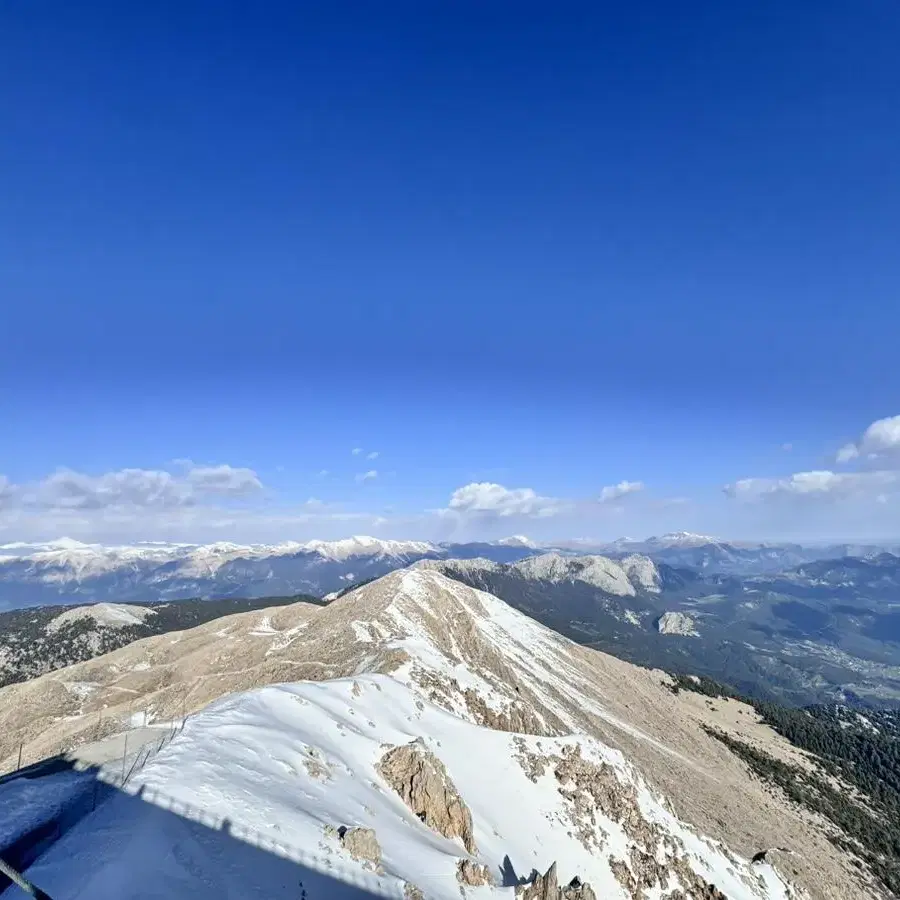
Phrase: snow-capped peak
[
  {"left": 43, "top": 536, "right": 97, "bottom": 551},
  {"left": 652, "top": 531, "right": 721, "bottom": 547},
  {"left": 299, "top": 535, "right": 439, "bottom": 561},
  {"left": 493, "top": 534, "right": 537, "bottom": 548}
]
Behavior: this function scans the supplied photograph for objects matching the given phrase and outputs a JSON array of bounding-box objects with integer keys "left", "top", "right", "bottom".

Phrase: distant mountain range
[
  {"left": 0, "top": 536, "right": 539, "bottom": 611},
  {"left": 2, "top": 532, "right": 897, "bottom": 611},
  {"left": 570, "top": 532, "right": 900, "bottom": 575}
]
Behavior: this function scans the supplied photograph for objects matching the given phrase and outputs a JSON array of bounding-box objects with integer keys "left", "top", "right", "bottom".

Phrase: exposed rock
[
  {"left": 671, "top": 854, "right": 728, "bottom": 899},
  {"left": 563, "top": 877, "right": 596, "bottom": 900},
  {"left": 553, "top": 743, "right": 659, "bottom": 851},
  {"left": 302, "top": 748, "right": 331, "bottom": 781},
  {"left": 609, "top": 848, "right": 671, "bottom": 899},
  {"left": 456, "top": 859, "right": 493, "bottom": 886},
  {"left": 463, "top": 687, "right": 547, "bottom": 735},
  {"left": 378, "top": 739, "right": 476, "bottom": 853},
  {"left": 610, "top": 848, "right": 728, "bottom": 900},
  {"left": 513, "top": 736, "right": 550, "bottom": 782},
  {"left": 403, "top": 882, "right": 424, "bottom": 900},
  {"left": 515, "top": 863, "right": 596, "bottom": 900},
  {"left": 335, "top": 825, "right": 382, "bottom": 866},
  {"left": 516, "top": 862, "right": 559, "bottom": 900},
  {"left": 656, "top": 611, "right": 699, "bottom": 637}
]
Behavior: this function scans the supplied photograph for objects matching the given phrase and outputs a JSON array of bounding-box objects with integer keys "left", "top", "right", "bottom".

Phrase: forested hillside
[{"left": 671, "top": 675, "right": 900, "bottom": 894}]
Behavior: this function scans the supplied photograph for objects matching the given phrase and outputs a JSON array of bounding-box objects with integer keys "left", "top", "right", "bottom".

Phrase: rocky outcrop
[
  {"left": 517, "top": 863, "right": 559, "bottom": 900},
  {"left": 456, "top": 859, "right": 493, "bottom": 886},
  {"left": 463, "top": 687, "right": 547, "bottom": 734},
  {"left": 562, "top": 876, "right": 597, "bottom": 900},
  {"left": 515, "top": 863, "right": 596, "bottom": 900},
  {"left": 378, "top": 739, "right": 476, "bottom": 853},
  {"left": 335, "top": 826, "right": 382, "bottom": 866},
  {"left": 656, "top": 611, "right": 699, "bottom": 637}
]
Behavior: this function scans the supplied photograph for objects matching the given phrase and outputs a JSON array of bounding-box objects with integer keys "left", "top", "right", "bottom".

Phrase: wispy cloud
[
  {"left": 356, "top": 470, "right": 378, "bottom": 483},
  {"left": 724, "top": 469, "right": 898, "bottom": 500},
  {"left": 351, "top": 447, "right": 363, "bottom": 456},
  {"left": 24, "top": 464, "right": 263, "bottom": 512},
  {"left": 0, "top": 463, "right": 389, "bottom": 544},
  {"left": 366, "top": 451, "right": 379, "bottom": 460},
  {"left": 598, "top": 480, "right": 644, "bottom": 503}
]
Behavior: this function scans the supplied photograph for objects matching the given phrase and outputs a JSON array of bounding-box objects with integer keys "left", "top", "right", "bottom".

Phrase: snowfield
[{"left": 21, "top": 675, "right": 795, "bottom": 900}]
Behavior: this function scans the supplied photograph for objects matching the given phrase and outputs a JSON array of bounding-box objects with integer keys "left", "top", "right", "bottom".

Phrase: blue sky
[{"left": 2, "top": 2, "right": 899, "bottom": 544}]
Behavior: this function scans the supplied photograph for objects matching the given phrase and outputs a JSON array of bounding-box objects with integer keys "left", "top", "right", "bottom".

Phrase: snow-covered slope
[
  {"left": 22, "top": 674, "right": 798, "bottom": 900},
  {"left": 0, "top": 568, "right": 872, "bottom": 898}
]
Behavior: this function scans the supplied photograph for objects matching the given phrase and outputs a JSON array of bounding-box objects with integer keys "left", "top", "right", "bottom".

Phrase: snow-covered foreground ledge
[{"left": 18, "top": 674, "right": 799, "bottom": 900}]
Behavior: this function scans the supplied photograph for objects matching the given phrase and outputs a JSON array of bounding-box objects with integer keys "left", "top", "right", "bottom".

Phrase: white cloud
[
  {"left": 836, "top": 443, "right": 859, "bottom": 463},
  {"left": 724, "top": 469, "right": 898, "bottom": 500},
  {"left": 351, "top": 447, "right": 363, "bottom": 456},
  {"left": 317, "top": 469, "right": 330, "bottom": 478},
  {"left": 598, "top": 480, "right": 644, "bottom": 503},
  {"left": 0, "top": 463, "right": 406, "bottom": 543},
  {"left": 782, "top": 443, "right": 793, "bottom": 452},
  {"left": 356, "top": 470, "right": 378, "bottom": 483},
  {"left": 445, "top": 482, "right": 564, "bottom": 519},
  {"left": 836, "top": 414, "right": 900, "bottom": 464},
  {"left": 366, "top": 451, "right": 379, "bottom": 460}
]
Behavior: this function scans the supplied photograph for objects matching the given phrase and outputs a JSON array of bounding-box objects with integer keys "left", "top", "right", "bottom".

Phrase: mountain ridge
[
  {"left": 4, "top": 533, "right": 899, "bottom": 612},
  {"left": 0, "top": 567, "right": 880, "bottom": 898}
]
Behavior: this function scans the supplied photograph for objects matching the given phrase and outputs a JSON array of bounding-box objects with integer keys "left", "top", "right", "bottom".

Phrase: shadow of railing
[{"left": 1, "top": 760, "right": 406, "bottom": 900}]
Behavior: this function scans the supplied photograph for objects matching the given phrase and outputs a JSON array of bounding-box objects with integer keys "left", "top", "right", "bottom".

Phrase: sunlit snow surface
[{"left": 23, "top": 670, "right": 795, "bottom": 900}]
